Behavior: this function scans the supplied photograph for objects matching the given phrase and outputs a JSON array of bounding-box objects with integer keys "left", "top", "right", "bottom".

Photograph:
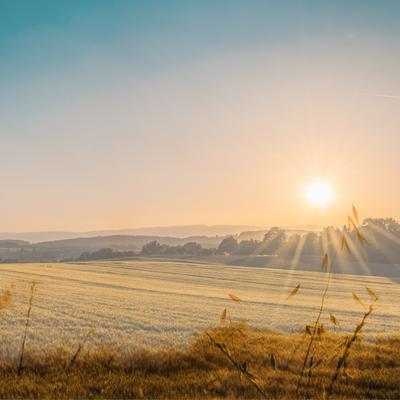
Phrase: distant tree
[
  {"left": 182, "top": 242, "right": 203, "bottom": 255},
  {"left": 217, "top": 236, "right": 238, "bottom": 255},
  {"left": 363, "top": 218, "right": 400, "bottom": 235},
  {"left": 262, "top": 227, "right": 286, "bottom": 243},
  {"left": 141, "top": 241, "right": 162, "bottom": 255},
  {"left": 281, "top": 234, "right": 301, "bottom": 257},
  {"left": 140, "top": 240, "right": 215, "bottom": 257},
  {"left": 200, "top": 247, "right": 215, "bottom": 256},
  {"left": 78, "top": 248, "right": 135, "bottom": 261},
  {"left": 257, "top": 227, "right": 287, "bottom": 255},
  {"left": 236, "top": 239, "right": 259, "bottom": 255},
  {"left": 361, "top": 218, "right": 400, "bottom": 262},
  {"left": 302, "top": 232, "right": 321, "bottom": 255}
]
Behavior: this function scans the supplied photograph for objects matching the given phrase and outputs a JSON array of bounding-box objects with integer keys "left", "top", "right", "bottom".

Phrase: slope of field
[{"left": 0, "top": 261, "right": 398, "bottom": 354}]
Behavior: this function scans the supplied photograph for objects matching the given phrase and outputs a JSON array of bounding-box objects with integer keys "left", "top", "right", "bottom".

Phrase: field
[
  {"left": 0, "top": 260, "right": 399, "bottom": 398},
  {"left": 0, "top": 260, "right": 399, "bottom": 355}
]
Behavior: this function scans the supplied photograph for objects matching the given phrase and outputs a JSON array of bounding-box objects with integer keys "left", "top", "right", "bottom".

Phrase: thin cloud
[{"left": 365, "top": 93, "right": 400, "bottom": 101}]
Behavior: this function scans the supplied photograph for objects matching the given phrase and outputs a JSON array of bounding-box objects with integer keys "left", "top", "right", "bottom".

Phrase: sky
[{"left": 1, "top": 0, "right": 399, "bottom": 232}]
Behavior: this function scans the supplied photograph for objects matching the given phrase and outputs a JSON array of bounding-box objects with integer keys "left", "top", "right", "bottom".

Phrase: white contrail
[{"left": 365, "top": 93, "right": 400, "bottom": 100}]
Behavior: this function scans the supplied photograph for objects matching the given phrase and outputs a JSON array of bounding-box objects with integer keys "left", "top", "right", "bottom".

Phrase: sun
[{"left": 304, "top": 180, "right": 333, "bottom": 207}]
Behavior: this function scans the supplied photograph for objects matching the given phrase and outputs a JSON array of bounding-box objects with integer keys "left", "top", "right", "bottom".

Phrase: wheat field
[
  {"left": 0, "top": 261, "right": 400, "bottom": 353},
  {"left": 0, "top": 260, "right": 398, "bottom": 356}
]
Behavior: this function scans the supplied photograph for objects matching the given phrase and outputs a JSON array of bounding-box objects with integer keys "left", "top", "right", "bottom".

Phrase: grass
[{"left": 0, "top": 323, "right": 398, "bottom": 399}]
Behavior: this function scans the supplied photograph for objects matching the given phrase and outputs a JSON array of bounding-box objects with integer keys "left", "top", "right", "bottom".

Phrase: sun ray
[
  {"left": 279, "top": 234, "right": 307, "bottom": 300},
  {"left": 367, "top": 222, "right": 400, "bottom": 246},
  {"left": 328, "top": 228, "right": 347, "bottom": 275},
  {"left": 345, "top": 233, "right": 371, "bottom": 275},
  {"left": 363, "top": 223, "right": 399, "bottom": 264}
]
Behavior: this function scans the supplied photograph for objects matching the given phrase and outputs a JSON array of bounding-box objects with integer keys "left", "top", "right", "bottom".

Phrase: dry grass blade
[
  {"left": 228, "top": 293, "right": 241, "bottom": 303},
  {"left": 321, "top": 253, "right": 329, "bottom": 271},
  {"left": 220, "top": 308, "right": 227, "bottom": 323},
  {"left": 287, "top": 284, "right": 301, "bottom": 300},
  {"left": 352, "top": 205, "right": 359, "bottom": 224},
  {"left": 270, "top": 353, "right": 277, "bottom": 370},
  {"left": 297, "top": 240, "right": 338, "bottom": 392},
  {"left": 356, "top": 230, "right": 368, "bottom": 245},
  {"left": 206, "top": 332, "right": 267, "bottom": 398},
  {"left": 341, "top": 235, "right": 351, "bottom": 253},
  {"left": 347, "top": 215, "right": 357, "bottom": 230},
  {"left": 366, "top": 287, "right": 379, "bottom": 301},
  {"left": 329, "top": 313, "right": 340, "bottom": 327},
  {"left": 307, "top": 355, "right": 315, "bottom": 387},
  {"left": 316, "top": 323, "right": 325, "bottom": 337},
  {"left": 352, "top": 292, "right": 365, "bottom": 308},
  {"left": 328, "top": 305, "right": 374, "bottom": 396},
  {"left": 17, "top": 282, "right": 37, "bottom": 376},
  {"left": 66, "top": 327, "right": 96, "bottom": 372}
]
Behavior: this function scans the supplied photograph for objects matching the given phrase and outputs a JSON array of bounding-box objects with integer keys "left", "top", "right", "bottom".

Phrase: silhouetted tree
[
  {"left": 281, "top": 234, "right": 301, "bottom": 258},
  {"left": 182, "top": 242, "right": 202, "bottom": 255},
  {"left": 78, "top": 248, "right": 135, "bottom": 260},
  {"left": 257, "top": 227, "right": 286, "bottom": 255},
  {"left": 363, "top": 218, "right": 400, "bottom": 235},
  {"left": 140, "top": 240, "right": 215, "bottom": 257},
  {"left": 142, "top": 241, "right": 162, "bottom": 255},
  {"left": 236, "top": 239, "right": 260, "bottom": 255},
  {"left": 217, "top": 236, "right": 238, "bottom": 254}
]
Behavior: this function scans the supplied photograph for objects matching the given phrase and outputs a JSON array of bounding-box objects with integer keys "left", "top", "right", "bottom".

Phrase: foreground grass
[{"left": 0, "top": 324, "right": 398, "bottom": 399}]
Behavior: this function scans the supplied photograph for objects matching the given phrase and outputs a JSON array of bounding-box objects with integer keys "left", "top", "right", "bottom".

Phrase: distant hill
[
  {"left": 0, "top": 225, "right": 264, "bottom": 243},
  {"left": 0, "top": 240, "right": 30, "bottom": 249},
  {"left": 0, "top": 234, "right": 226, "bottom": 263},
  {"left": 0, "top": 224, "right": 324, "bottom": 243},
  {"left": 237, "top": 225, "right": 322, "bottom": 241},
  {"left": 35, "top": 235, "right": 222, "bottom": 251}
]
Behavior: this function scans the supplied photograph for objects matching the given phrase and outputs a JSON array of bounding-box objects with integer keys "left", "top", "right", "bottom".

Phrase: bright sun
[{"left": 304, "top": 180, "right": 333, "bottom": 207}]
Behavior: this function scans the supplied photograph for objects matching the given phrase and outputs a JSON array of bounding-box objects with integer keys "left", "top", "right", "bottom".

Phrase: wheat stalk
[
  {"left": 17, "top": 282, "right": 37, "bottom": 376},
  {"left": 206, "top": 332, "right": 267, "bottom": 398},
  {"left": 327, "top": 303, "right": 375, "bottom": 396},
  {"left": 65, "top": 327, "right": 96, "bottom": 372},
  {"left": 296, "top": 249, "right": 337, "bottom": 392},
  {"left": 297, "top": 206, "right": 369, "bottom": 393}
]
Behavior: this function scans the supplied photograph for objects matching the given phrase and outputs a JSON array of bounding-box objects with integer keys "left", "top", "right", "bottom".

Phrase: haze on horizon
[{"left": 1, "top": 0, "right": 399, "bottom": 232}]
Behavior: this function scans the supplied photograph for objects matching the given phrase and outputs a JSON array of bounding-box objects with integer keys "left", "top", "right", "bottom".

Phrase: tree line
[
  {"left": 78, "top": 218, "right": 400, "bottom": 263},
  {"left": 216, "top": 218, "right": 400, "bottom": 262}
]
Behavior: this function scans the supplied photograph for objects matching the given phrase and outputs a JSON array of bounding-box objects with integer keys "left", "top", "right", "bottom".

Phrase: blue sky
[
  {"left": 1, "top": 1, "right": 399, "bottom": 231},
  {"left": 2, "top": 0, "right": 399, "bottom": 100}
]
